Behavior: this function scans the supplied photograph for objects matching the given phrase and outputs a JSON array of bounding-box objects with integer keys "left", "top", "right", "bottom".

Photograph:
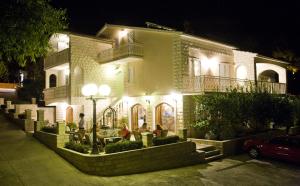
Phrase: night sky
[{"left": 51, "top": 0, "right": 300, "bottom": 58}]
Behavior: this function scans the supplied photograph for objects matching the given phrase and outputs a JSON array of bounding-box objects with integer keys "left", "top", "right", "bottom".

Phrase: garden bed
[{"left": 57, "top": 141, "right": 204, "bottom": 176}]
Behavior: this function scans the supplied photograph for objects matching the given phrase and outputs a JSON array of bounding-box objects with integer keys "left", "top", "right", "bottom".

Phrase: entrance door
[
  {"left": 155, "top": 103, "right": 175, "bottom": 132},
  {"left": 66, "top": 106, "right": 73, "bottom": 123},
  {"left": 131, "top": 104, "right": 146, "bottom": 131}
]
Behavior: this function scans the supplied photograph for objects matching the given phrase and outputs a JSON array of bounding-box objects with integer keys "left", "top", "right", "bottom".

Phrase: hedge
[
  {"left": 152, "top": 135, "right": 180, "bottom": 146},
  {"left": 105, "top": 140, "right": 143, "bottom": 154},
  {"left": 65, "top": 142, "right": 89, "bottom": 154},
  {"left": 41, "top": 126, "right": 57, "bottom": 134}
]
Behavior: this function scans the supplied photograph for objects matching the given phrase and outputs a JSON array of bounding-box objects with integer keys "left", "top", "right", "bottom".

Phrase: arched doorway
[
  {"left": 49, "top": 74, "right": 57, "bottom": 88},
  {"left": 155, "top": 103, "right": 175, "bottom": 132},
  {"left": 66, "top": 106, "right": 73, "bottom": 124},
  {"left": 258, "top": 70, "right": 279, "bottom": 82},
  {"left": 131, "top": 104, "right": 146, "bottom": 131}
]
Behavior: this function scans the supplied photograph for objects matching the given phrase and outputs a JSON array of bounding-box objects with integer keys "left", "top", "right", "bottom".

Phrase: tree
[{"left": 0, "top": 0, "right": 67, "bottom": 79}]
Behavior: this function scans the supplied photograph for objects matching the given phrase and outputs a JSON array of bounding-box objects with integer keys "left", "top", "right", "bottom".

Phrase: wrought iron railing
[
  {"left": 98, "top": 43, "right": 143, "bottom": 63},
  {"left": 182, "top": 75, "right": 286, "bottom": 94},
  {"left": 43, "top": 85, "right": 68, "bottom": 100},
  {"left": 44, "top": 48, "right": 69, "bottom": 70}
]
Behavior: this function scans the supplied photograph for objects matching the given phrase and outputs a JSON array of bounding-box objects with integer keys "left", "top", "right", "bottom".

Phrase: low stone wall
[
  {"left": 192, "top": 129, "right": 286, "bottom": 156},
  {"left": 34, "top": 131, "right": 69, "bottom": 151},
  {"left": 57, "top": 141, "right": 204, "bottom": 176}
]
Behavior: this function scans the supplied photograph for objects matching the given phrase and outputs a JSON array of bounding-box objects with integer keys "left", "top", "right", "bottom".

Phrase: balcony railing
[
  {"left": 182, "top": 76, "right": 286, "bottom": 94},
  {"left": 43, "top": 85, "right": 68, "bottom": 101},
  {"left": 44, "top": 48, "right": 69, "bottom": 70},
  {"left": 98, "top": 43, "right": 143, "bottom": 63}
]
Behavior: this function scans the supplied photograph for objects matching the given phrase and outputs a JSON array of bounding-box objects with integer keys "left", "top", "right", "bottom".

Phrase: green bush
[
  {"left": 152, "top": 135, "right": 180, "bottom": 146},
  {"left": 65, "top": 142, "right": 89, "bottom": 154},
  {"left": 41, "top": 126, "right": 57, "bottom": 134},
  {"left": 105, "top": 140, "right": 143, "bottom": 154},
  {"left": 18, "top": 113, "right": 26, "bottom": 119},
  {"left": 192, "top": 89, "right": 299, "bottom": 139}
]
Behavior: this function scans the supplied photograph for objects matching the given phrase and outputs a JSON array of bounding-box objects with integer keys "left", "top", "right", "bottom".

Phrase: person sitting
[
  {"left": 153, "top": 124, "right": 163, "bottom": 137},
  {"left": 120, "top": 124, "right": 131, "bottom": 140},
  {"left": 138, "top": 122, "right": 149, "bottom": 133}
]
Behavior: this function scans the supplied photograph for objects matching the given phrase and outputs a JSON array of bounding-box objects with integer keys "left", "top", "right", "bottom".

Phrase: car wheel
[{"left": 248, "top": 147, "right": 260, "bottom": 159}]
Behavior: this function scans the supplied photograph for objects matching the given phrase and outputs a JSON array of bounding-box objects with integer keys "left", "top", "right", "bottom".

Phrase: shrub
[
  {"left": 41, "top": 126, "right": 57, "bottom": 134},
  {"left": 66, "top": 122, "right": 77, "bottom": 131},
  {"left": 152, "top": 135, "right": 180, "bottom": 146},
  {"left": 1, "top": 105, "right": 7, "bottom": 109},
  {"left": 105, "top": 140, "right": 143, "bottom": 154},
  {"left": 65, "top": 142, "right": 89, "bottom": 154},
  {"left": 8, "top": 109, "right": 15, "bottom": 113},
  {"left": 18, "top": 113, "right": 26, "bottom": 119}
]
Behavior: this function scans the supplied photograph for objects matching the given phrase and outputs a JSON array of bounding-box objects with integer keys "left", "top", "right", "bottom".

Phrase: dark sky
[{"left": 51, "top": 0, "right": 300, "bottom": 57}]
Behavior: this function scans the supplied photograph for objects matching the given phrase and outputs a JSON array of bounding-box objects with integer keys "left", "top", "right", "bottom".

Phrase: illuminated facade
[{"left": 44, "top": 24, "right": 288, "bottom": 134}]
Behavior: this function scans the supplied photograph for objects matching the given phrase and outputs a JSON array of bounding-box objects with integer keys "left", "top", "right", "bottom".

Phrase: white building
[{"left": 43, "top": 24, "right": 288, "bottom": 135}]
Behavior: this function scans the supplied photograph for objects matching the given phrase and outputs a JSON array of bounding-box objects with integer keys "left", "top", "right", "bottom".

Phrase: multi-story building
[{"left": 44, "top": 23, "right": 288, "bottom": 135}]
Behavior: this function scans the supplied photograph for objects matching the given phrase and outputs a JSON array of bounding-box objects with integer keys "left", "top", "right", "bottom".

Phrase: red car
[{"left": 243, "top": 135, "right": 300, "bottom": 163}]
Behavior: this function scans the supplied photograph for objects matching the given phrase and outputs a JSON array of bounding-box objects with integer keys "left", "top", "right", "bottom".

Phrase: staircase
[{"left": 195, "top": 143, "right": 223, "bottom": 162}]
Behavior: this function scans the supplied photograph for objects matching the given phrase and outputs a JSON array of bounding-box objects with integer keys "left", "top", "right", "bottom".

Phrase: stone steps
[{"left": 191, "top": 139, "right": 223, "bottom": 162}]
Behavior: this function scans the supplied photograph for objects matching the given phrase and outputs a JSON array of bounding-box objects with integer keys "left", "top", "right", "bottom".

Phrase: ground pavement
[{"left": 0, "top": 114, "right": 299, "bottom": 186}]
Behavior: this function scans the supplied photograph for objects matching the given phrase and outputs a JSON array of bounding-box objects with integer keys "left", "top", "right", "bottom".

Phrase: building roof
[{"left": 96, "top": 23, "right": 236, "bottom": 48}]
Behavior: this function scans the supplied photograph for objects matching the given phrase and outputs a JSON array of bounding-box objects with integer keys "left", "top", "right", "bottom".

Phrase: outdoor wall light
[
  {"left": 119, "top": 29, "right": 128, "bottom": 38},
  {"left": 145, "top": 95, "right": 152, "bottom": 104}
]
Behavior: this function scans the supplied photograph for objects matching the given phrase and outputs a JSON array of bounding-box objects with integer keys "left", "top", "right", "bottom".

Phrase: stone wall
[
  {"left": 34, "top": 131, "right": 69, "bottom": 151},
  {"left": 57, "top": 141, "right": 204, "bottom": 176},
  {"left": 191, "top": 129, "right": 286, "bottom": 156}
]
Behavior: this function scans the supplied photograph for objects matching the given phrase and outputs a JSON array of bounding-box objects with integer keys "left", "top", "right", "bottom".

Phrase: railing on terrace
[
  {"left": 43, "top": 85, "right": 68, "bottom": 100},
  {"left": 44, "top": 48, "right": 69, "bottom": 70},
  {"left": 182, "top": 75, "right": 286, "bottom": 94},
  {"left": 98, "top": 43, "right": 143, "bottom": 63}
]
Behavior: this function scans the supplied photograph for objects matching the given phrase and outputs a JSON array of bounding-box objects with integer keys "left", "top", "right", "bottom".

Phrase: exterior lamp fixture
[
  {"left": 145, "top": 95, "right": 152, "bottom": 105},
  {"left": 81, "top": 83, "right": 111, "bottom": 154}
]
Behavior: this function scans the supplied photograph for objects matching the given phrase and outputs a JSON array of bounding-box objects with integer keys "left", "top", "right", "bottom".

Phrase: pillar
[
  {"left": 142, "top": 132, "right": 153, "bottom": 147},
  {"left": 37, "top": 110, "right": 44, "bottom": 122},
  {"left": 57, "top": 121, "right": 65, "bottom": 135}
]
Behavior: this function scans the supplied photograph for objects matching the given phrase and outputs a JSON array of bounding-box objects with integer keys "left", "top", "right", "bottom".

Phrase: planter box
[{"left": 57, "top": 141, "right": 204, "bottom": 176}]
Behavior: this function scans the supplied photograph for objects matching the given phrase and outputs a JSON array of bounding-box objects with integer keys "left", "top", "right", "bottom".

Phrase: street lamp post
[{"left": 82, "top": 84, "right": 111, "bottom": 154}]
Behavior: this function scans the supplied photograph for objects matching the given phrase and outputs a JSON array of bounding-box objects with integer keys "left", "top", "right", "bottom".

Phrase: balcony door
[{"left": 219, "top": 63, "right": 231, "bottom": 91}]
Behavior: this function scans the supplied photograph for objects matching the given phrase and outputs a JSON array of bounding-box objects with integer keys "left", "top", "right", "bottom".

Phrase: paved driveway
[{"left": 0, "top": 114, "right": 299, "bottom": 186}]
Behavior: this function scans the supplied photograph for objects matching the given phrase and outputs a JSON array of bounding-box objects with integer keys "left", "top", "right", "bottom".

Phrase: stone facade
[{"left": 44, "top": 24, "right": 288, "bottom": 136}]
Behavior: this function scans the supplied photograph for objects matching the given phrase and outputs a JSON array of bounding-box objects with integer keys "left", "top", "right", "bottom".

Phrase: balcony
[
  {"left": 43, "top": 86, "right": 68, "bottom": 102},
  {"left": 44, "top": 48, "right": 69, "bottom": 70},
  {"left": 182, "top": 76, "right": 286, "bottom": 94},
  {"left": 97, "top": 43, "right": 143, "bottom": 64}
]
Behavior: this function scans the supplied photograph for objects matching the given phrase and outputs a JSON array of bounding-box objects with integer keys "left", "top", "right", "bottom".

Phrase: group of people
[{"left": 75, "top": 113, "right": 165, "bottom": 141}]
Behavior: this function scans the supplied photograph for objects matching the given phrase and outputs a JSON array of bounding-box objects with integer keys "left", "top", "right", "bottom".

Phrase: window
[{"left": 49, "top": 74, "right": 57, "bottom": 88}]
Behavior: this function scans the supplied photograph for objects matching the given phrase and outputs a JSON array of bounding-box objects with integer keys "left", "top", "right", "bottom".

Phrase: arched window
[
  {"left": 49, "top": 74, "right": 57, "bottom": 88},
  {"left": 155, "top": 103, "right": 175, "bottom": 132},
  {"left": 258, "top": 70, "right": 279, "bottom": 83},
  {"left": 131, "top": 104, "right": 146, "bottom": 131}
]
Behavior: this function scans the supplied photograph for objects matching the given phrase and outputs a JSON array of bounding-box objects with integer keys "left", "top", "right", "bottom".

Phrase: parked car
[{"left": 243, "top": 135, "right": 300, "bottom": 163}]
